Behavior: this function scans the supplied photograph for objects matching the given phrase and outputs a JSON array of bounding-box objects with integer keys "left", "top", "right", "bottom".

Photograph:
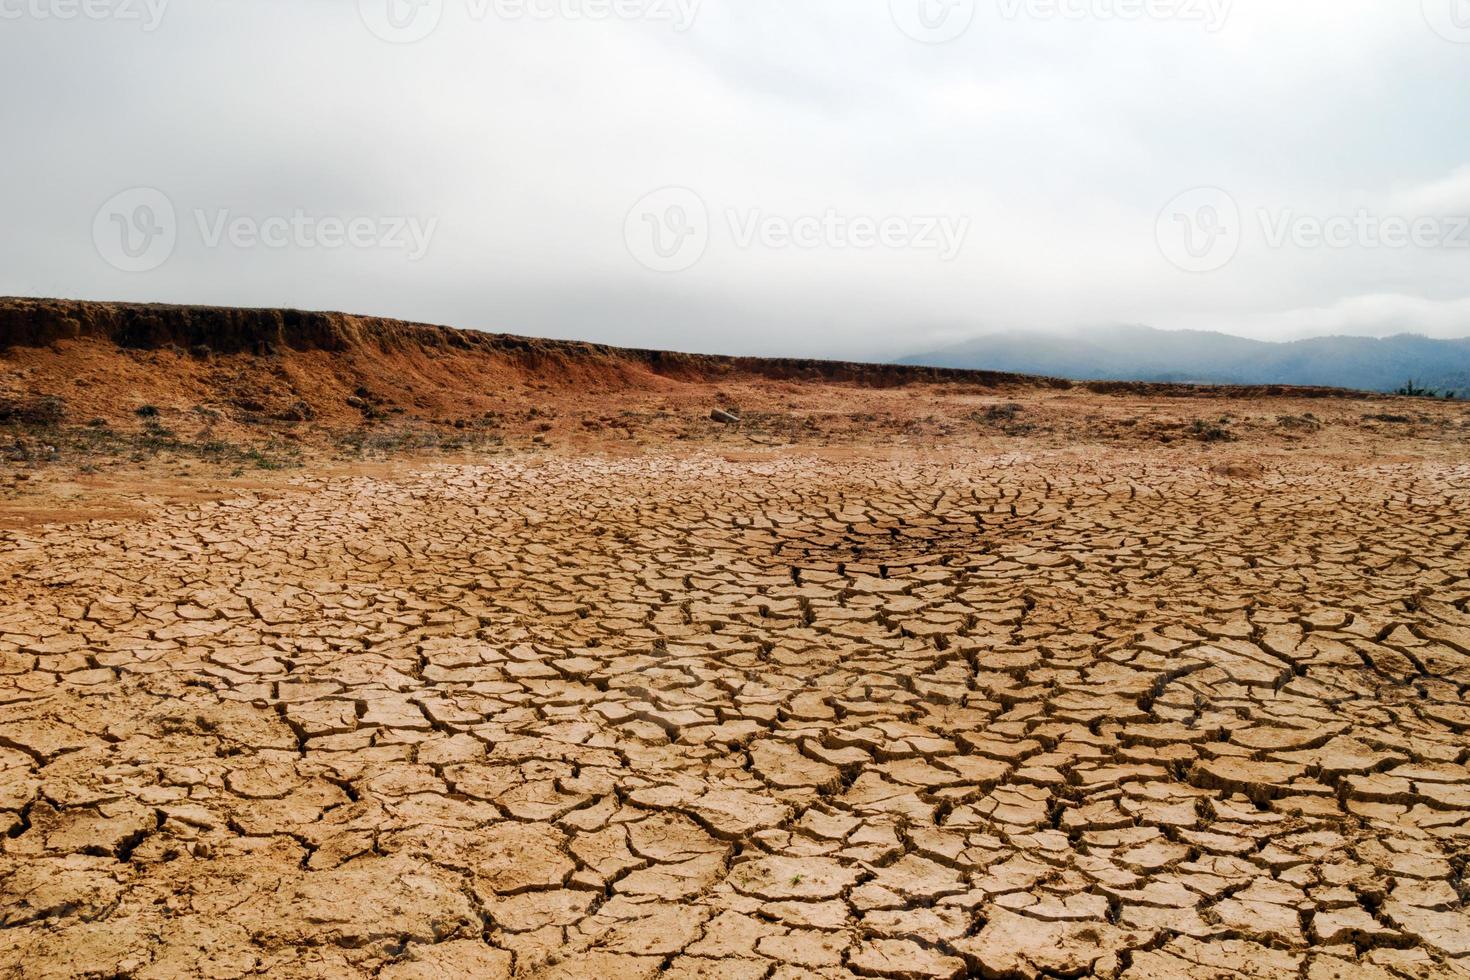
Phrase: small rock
[
  {"left": 275, "top": 401, "right": 315, "bottom": 423},
  {"left": 711, "top": 409, "right": 741, "bottom": 425}
]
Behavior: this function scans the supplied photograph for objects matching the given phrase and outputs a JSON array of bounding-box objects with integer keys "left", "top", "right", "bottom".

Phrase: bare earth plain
[{"left": 2, "top": 301, "right": 1469, "bottom": 979}]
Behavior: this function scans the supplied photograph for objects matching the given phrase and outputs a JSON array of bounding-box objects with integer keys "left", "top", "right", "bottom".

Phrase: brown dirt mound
[
  {"left": 0, "top": 296, "right": 1056, "bottom": 389},
  {"left": 0, "top": 297, "right": 1072, "bottom": 432},
  {"left": 0, "top": 299, "right": 1369, "bottom": 425}
]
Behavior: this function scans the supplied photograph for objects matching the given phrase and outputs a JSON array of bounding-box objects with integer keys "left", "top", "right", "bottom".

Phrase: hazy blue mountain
[{"left": 900, "top": 326, "right": 1470, "bottom": 394}]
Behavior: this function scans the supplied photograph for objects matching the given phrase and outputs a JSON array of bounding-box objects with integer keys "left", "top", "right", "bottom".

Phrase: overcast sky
[{"left": 3, "top": 0, "right": 1469, "bottom": 358}]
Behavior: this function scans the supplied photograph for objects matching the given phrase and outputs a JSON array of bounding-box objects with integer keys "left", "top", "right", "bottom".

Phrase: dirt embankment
[
  {"left": 1, "top": 297, "right": 1370, "bottom": 408},
  {"left": 0, "top": 297, "right": 1054, "bottom": 390}
]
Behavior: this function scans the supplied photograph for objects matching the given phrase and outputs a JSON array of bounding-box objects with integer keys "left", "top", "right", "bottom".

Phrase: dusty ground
[
  {"left": 2, "top": 420, "right": 1469, "bottom": 979},
  {"left": 2, "top": 303, "right": 1470, "bottom": 979}
]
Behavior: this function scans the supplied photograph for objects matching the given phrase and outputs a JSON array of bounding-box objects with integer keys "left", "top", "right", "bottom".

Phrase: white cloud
[
  {"left": 1, "top": 0, "right": 1468, "bottom": 356},
  {"left": 1393, "top": 167, "right": 1470, "bottom": 215},
  {"left": 1179, "top": 293, "right": 1470, "bottom": 341}
]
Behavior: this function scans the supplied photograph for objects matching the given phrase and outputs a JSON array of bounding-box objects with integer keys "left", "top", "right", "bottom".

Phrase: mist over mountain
[{"left": 900, "top": 327, "right": 1470, "bottom": 395}]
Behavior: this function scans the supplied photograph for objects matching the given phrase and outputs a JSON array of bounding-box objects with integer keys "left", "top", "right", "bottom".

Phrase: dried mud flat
[{"left": 2, "top": 439, "right": 1469, "bottom": 980}]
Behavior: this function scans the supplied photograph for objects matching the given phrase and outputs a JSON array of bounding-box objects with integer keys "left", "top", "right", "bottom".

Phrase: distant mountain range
[{"left": 900, "top": 326, "right": 1470, "bottom": 395}]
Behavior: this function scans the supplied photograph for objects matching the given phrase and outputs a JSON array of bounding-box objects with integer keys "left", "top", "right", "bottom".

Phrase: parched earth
[{"left": 1, "top": 447, "right": 1469, "bottom": 978}]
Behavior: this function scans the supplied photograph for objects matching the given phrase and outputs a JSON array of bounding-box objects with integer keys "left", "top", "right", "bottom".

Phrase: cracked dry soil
[{"left": 2, "top": 447, "right": 1469, "bottom": 979}]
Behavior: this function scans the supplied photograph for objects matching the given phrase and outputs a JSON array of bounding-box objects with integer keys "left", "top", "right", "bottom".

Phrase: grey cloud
[{"left": 2, "top": 0, "right": 1469, "bottom": 355}]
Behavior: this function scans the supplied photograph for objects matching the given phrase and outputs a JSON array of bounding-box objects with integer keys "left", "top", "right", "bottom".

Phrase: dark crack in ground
[{"left": 1, "top": 449, "right": 1468, "bottom": 979}]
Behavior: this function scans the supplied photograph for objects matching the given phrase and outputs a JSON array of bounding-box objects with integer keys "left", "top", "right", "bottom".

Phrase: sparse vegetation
[
  {"left": 974, "top": 403, "right": 1023, "bottom": 424},
  {"left": 243, "top": 448, "right": 299, "bottom": 471},
  {"left": 969, "top": 403, "right": 1035, "bottom": 436},
  {"left": 1396, "top": 380, "right": 1460, "bottom": 400},
  {"left": 1277, "top": 413, "right": 1321, "bottom": 431},
  {"left": 0, "top": 394, "right": 66, "bottom": 426},
  {"left": 334, "top": 425, "right": 507, "bottom": 460},
  {"left": 1190, "top": 418, "right": 1235, "bottom": 443},
  {"left": 0, "top": 413, "right": 306, "bottom": 474}
]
